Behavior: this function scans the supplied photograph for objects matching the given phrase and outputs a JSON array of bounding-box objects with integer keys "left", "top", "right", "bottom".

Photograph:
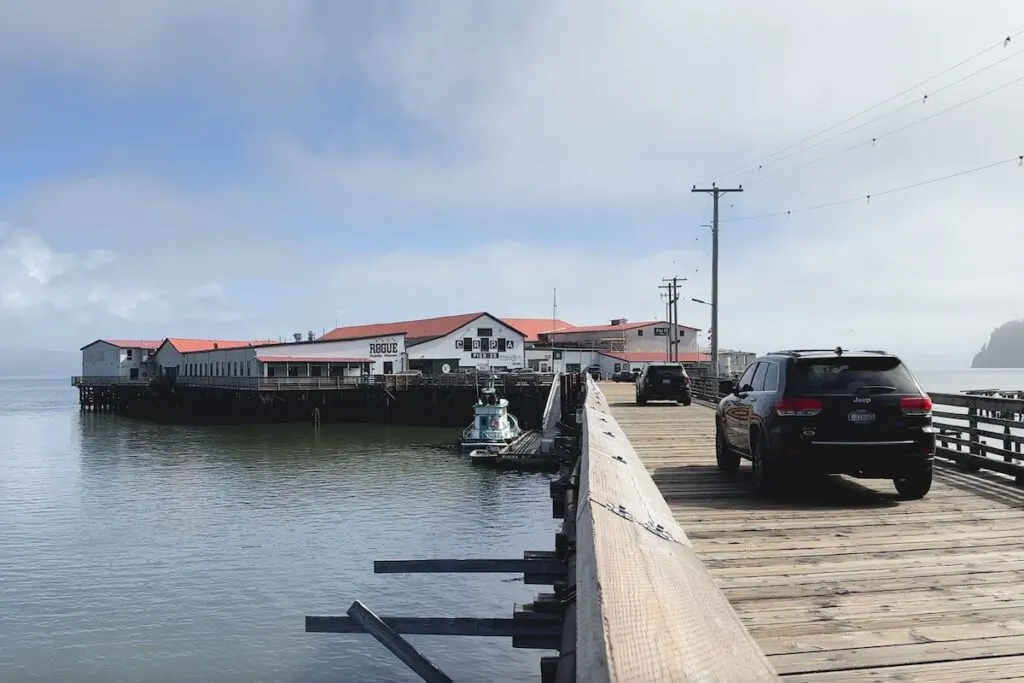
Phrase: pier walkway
[{"left": 598, "top": 379, "right": 1024, "bottom": 682}]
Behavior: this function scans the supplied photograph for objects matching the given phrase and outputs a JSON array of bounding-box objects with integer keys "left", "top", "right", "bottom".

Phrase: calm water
[
  {"left": 4, "top": 369, "right": 1024, "bottom": 682},
  {"left": 913, "top": 367, "right": 1024, "bottom": 393},
  {"left": 0, "top": 378, "right": 559, "bottom": 683}
]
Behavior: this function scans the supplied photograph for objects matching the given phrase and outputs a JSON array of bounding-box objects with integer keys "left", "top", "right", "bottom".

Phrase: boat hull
[{"left": 459, "top": 439, "right": 514, "bottom": 453}]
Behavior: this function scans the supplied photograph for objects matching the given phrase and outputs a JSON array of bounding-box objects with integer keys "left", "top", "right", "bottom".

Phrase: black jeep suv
[
  {"left": 636, "top": 362, "right": 692, "bottom": 406},
  {"left": 714, "top": 348, "right": 936, "bottom": 499}
]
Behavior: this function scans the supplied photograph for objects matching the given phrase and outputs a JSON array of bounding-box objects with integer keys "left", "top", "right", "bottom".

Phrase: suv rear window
[
  {"left": 648, "top": 364, "right": 685, "bottom": 378},
  {"left": 787, "top": 357, "right": 919, "bottom": 394}
]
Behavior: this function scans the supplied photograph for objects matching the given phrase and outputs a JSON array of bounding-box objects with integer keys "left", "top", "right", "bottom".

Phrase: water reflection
[{"left": 2, "top": 381, "right": 558, "bottom": 682}]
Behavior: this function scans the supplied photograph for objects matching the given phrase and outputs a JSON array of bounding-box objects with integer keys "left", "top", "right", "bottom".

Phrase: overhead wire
[
  {"left": 721, "top": 154, "right": 1023, "bottom": 223},
  {"left": 732, "top": 43, "right": 1024, "bottom": 182},
  {"left": 743, "top": 71, "right": 1024, "bottom": 186},
  {"left": 707, "top": 29, "right": 1024, "bottom": 183}
]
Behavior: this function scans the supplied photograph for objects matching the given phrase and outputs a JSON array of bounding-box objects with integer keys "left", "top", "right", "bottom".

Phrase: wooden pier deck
[{"left": 600, "top": 380, "right": 1024, "bottom": 682}]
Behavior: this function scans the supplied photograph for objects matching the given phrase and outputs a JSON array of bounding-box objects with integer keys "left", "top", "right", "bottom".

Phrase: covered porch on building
[{"left": 259, "top": 356, "right": 373, "bottom": 378}]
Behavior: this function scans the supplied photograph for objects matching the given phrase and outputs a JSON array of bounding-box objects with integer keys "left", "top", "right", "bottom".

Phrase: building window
[
  {"left": 477, "top": 328, "right": 493, "bottom": 337},
  {"left": 497, "top": 338, "right": 507, "bottom": 352},
  {"left": 126, "top": 349, "right": 133, "bottom": 359},
  {"left": 637, "top": 330, "right": 644, "bottom": 336},
  {"left": 247, "top": 361, "right": 251, "bottom": 376}
]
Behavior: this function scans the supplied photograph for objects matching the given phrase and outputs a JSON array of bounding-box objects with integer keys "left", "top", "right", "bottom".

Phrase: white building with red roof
[
  {"left": 518, "top": 317, "right": 709, "bottom": 376},
  {"left": 168, "top": 333, "right": 408, "bottom": 380},
  {"left": 320, "top": 312, "right": 528, "bottom": 374}
]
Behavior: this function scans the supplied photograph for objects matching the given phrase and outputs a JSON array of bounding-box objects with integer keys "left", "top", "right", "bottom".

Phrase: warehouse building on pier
[{"left": 78, "top": 313, "right": 725, "bottom": 383}]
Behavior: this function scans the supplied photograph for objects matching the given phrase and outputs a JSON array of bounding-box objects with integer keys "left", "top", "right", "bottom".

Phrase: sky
[{"left": 2, "top": 0, "right": 1023, "bottom": 369}]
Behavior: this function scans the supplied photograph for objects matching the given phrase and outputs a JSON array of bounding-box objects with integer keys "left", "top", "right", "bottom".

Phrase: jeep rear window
[
  {"left": 787, "top": 357, "right": 919, "bottom": 394},
  {"left": 649, "top": 364, "right": 684, "bottom": 377}
]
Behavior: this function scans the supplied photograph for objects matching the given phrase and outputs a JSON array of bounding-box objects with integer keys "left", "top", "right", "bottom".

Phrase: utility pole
[
  {"left": 691, "top": 184, "right": 743, "bottom": 376},
  {"left": 659, "top": 277, "right": 686, "bottom": 361},
  {"left": 658, "top": 288, "right": 672, "bottom": 358}
]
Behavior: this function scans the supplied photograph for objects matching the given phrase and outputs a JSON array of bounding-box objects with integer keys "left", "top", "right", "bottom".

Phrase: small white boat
[{"left": 460, "top": 378, "right": 522, "bottom": 452}]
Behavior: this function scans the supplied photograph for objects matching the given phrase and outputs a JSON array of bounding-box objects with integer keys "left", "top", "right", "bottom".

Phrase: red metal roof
[
  {"left": 85, "top": 339, "right": 163, "bottom": 351},
  {"left": 164, "top": 338, "right": 278, "bottom": 353},
  {"left": 501, "top": 318, "right": 575, "bottom": 342},
  {"left": 321, "top": 312, "right": 528, "bottom": 346},
  {"left": 600, "top": 351, "right": 711, "bottom": 363},
  {"left": 545, "top": 320, "right": 700, "bottom": 335},
  {"left": 257, "top": 356, "right": 372, "bottom": 363}
]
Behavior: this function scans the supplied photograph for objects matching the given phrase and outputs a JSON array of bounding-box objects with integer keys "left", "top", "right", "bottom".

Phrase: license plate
[
  {"left": 848, "top": 410, "right": 875, "bottom": 423},
  {"left": 662, "top": 379, "right": 672, "bottom": 384}
]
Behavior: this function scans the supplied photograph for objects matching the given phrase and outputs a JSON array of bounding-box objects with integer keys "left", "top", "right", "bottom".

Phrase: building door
[
  {"left": 130, "top": 368, "right": 139, "bottom": 380},
  {"left": 383, "top": 361, "right": 394, "bottom": 375}
]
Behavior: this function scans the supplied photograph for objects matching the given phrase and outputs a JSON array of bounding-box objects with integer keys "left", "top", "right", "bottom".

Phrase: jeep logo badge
[{"left": 852, "top": 396, "right": 872, "bottom": 404}]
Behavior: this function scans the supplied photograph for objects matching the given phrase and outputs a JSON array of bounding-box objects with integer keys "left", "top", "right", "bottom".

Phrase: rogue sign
[{"left": 368, "top": 341, "right": 399, "bottom": 357}]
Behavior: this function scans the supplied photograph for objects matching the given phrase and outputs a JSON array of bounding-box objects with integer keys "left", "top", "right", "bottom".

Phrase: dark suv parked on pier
[
  {"left": 636, "top": 362, "right": 692, "bottom": 406},
  {"left": 714, "top": 348, "right": 936, "bottom": 499}
]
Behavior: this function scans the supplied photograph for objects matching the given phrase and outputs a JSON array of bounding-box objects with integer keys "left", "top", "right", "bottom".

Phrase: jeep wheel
[
  {"left": 636, "top": 391, "right": 647, "bottom": 406},
  {"left": 678, "top": 394, "right": 692, "bottom": 407},
  {"left": 751, "top": 437, "right": 778, "bottom": 495},
  {"left": 894, "top": 469, "right": 932, "bottom": 500},
  {"left": 716, "top": 424, "right": 740, "bottom": 473}
]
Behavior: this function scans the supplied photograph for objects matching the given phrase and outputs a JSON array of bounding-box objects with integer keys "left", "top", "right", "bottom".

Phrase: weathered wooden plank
[
  {"left": 541, "top": 375, "right": 562, "bottom": 454},
  {"left": 373, "top": 558, "right": 566, "bottom": 575},
  {"left": 345, "top": 601, "right": 453, "bottom": 683},
  {"left": 305, "top": 614, "right": 560, "bottom": 637},
  {"left": 575, "top": 377, "right": 779, "bottom": 682}
]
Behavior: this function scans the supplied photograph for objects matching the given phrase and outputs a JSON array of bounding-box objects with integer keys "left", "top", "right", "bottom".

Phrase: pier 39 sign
[
  {"left": 455, "top": 336, "right": 514, "bottom": 360},
  {"left": 368, "top": 340, "right": 400, "bottom": 358}
]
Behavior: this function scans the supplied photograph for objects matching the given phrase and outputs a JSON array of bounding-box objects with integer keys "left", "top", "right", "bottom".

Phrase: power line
[
  {"left": 723, "top": 154, "right": 1022, "bottom": 223},
  {"left": 744, "top": 71, "right": 1024, "bottom": 186},
  {"left": 708, "top": 30, "right": 1023, "bottom": 182},
  {"left": 730, "top": 44, "right": 1024, "bottom": 183}
]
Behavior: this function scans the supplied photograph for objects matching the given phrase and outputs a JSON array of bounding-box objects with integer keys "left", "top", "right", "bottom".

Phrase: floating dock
[{"left": 470, "top": 430, "right": 556, "bottom": 472}]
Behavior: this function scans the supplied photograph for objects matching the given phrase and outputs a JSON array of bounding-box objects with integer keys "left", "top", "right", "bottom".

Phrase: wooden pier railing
[
  {"left": 930, "top": 390, "right": 1024, "bottom": 481},
  {"left": 573, "top": 375, "right": 777, "bottom": 681}
]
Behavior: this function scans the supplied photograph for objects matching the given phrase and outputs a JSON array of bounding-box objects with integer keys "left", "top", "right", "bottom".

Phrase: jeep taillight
[
  {"left": 900, "top": 396, "right": 933, "bottom": 416},
  {"left": 774, "top": 397, "right": 823, "bottom": 417}
]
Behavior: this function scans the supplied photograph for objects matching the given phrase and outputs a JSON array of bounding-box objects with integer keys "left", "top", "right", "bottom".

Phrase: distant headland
[{"left": 971, "top": 320, "right": 1024, "bottom": 368}]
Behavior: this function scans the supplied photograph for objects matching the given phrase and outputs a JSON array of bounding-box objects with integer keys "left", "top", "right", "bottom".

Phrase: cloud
[
  {"left": 0, "top": 0, "right": 370, "bottom": 106},
  {"left": 3, "top": 1, "right": 1023, "bottom": 367},
  {"left": 0, "top": 225, "right": 233, "bottom": 327},
  {"left": 279, "top": 1, "right": 1024, "bottom": 211},
  {"left": 277, "top": 0, "right": 1024, "bottom": 364}
]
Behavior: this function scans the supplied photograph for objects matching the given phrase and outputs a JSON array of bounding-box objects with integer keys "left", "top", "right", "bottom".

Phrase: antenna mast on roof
[{"left": 552, "top": 287, "right": 557, "bottom": 333}]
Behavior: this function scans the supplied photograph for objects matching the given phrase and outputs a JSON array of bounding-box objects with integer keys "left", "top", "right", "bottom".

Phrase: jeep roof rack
[{"left": 768, "top": 347, "right": 890, "bottom": 357}]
